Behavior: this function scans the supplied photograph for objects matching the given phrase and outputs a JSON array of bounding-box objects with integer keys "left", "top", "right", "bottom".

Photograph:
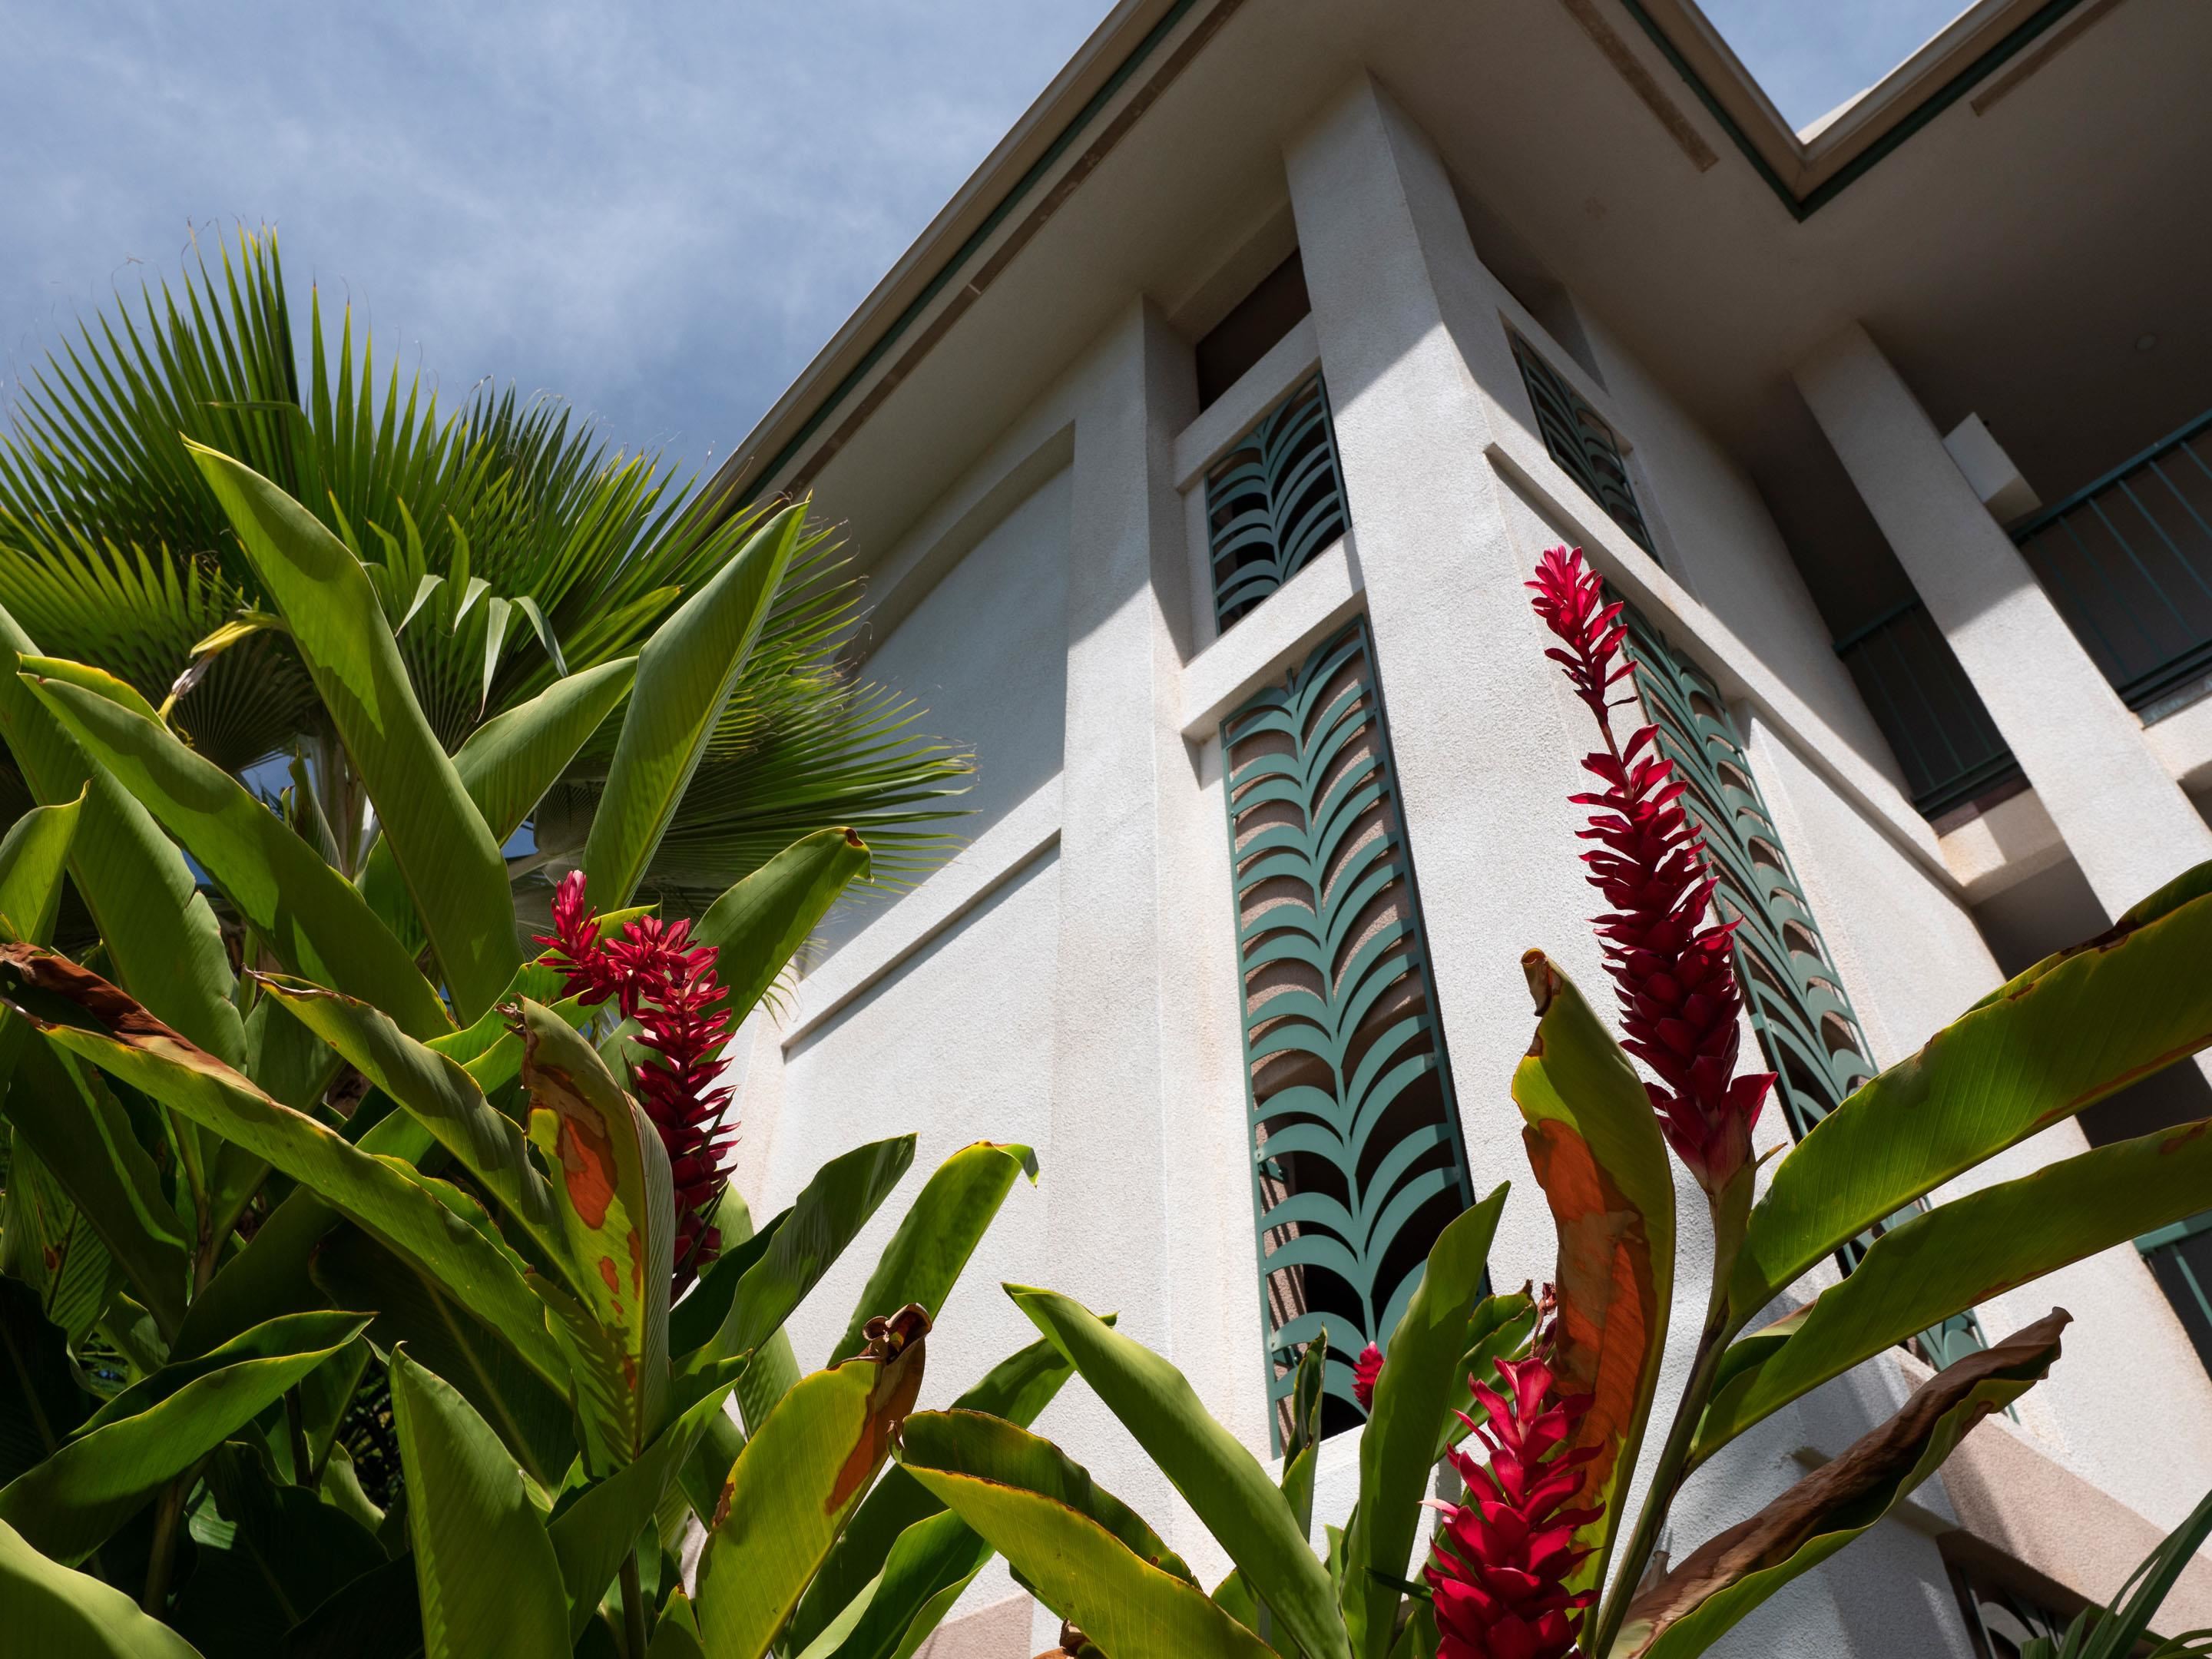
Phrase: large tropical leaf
[
  {"left": 1697, "top": 1118, "right": 2212, "bottom": 1459},
  {"left": 1344, "top": 1187, "right": 1507, "bottom": 1659},
  {"left": 389, "top": 1347, "right": 571, "bottom": 1659},
  {"left": 694, "top": 826, "right": 872, "bottom": 1012},
  {"left": 1008, "top": 1286, "right": 1351, "bottom": 1659},
  {"left": 788, "top": 1333, "right": 1086, "bottom": 1654},
  {"left": 825, "top": 1140, "right": 1036, "bottom": 1366},
  {"left": 0, "top": 1515, "right": 206, "bottom": 1659},
  {"left": 1512, "top": 953, "right": 1676, "bottom": 1595},
  {"left": 0, "top": 600, "right": 243, "bottom": 1062},
  {"left": 184, "top": 442, "right": 518, "bottom": 1020},
  {"left": 0, "top": 1310, "right": 367, "bottom": 1565},
  {"left": 1734, "top": 869, "right": 2212, "bottom": 1324},
  {"left": 20, "top": 660, "right": 449, "bottom": 1037},
  {"left": 895, "top": 1410, "right": 1271, "bottom": 1659},
  {"left": 692, "top": 1310, "right": 930, "bottom": 1659},
  {"left": 518, "top": 998, "right": 673, "bottom": 1469},
  {"left": 0, "top": 1277, "right": 91, "bottom": 1485},
  {"left": 1614, "top": 1312, "right": 2068, "bottom": 1658},
  {"left": 0, "top": 944, "right": 565, "bottom": 1389},
  {"left": 583, "top": 503, "right": 800, "bottom": 909}
]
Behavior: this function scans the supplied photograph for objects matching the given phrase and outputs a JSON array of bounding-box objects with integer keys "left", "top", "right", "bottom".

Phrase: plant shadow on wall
[{"left": 896, "top": 548, "right": 2212, "bottom": 1659}]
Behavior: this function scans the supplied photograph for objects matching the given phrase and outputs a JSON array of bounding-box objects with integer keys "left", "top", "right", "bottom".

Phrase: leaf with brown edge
[
  {"left": 1512, "top": 951, "right": 1675, "bottom": 1598},
  {"left": 1613, "top": 1310, "right": 2069, "bottom": 1659},
  {"left": 518, "top": 998, "right": 672, "bottom": 1470},
  {"left": 0, "top": 942, "right": 565, "bottom": 1391},
  {"left": 694, "top": 1306, "right": 931, "bottom": 1659}
]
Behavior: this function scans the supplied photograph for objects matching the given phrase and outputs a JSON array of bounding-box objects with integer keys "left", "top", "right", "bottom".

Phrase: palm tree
[{"left": 0, "top": 227, "right": 967, "bottom": 938}]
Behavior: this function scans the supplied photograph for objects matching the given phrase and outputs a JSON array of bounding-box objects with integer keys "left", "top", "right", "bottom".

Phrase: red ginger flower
[
  {"left": 1353, "top": 1343, "right": 1384, "bottom": 1411},
  {"left": 1426, "top": 1354, "right": 1601, "bottom": 1659},
  {"left": 1527, "top": 547, "right": 1774, "bottom": 1192},
  {"left": 536, "top": 872, "right": 737, "bottom": 1286}
]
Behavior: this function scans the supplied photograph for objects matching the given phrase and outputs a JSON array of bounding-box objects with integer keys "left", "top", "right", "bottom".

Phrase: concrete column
[
  {"left": 1038, "top": 299, "right": 1253, "bottom": 1625},
  {"left": 1283, "top": 78, "right": 1616, "bottom": 1289},
  {"left": 1794, "top": 323, "right": 2212, "bottom": 917}
]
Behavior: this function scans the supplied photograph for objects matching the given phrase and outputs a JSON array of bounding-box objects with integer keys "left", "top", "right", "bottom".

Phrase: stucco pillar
[
  {"left": 1282, "top": 78, "right": 1614, "bottom": 1286},
  {"left": 1794, "top": 323, "right": 2212, "bottom": 918},
  {"left": 1038, "top": 299, "right": 1243, "bottom": 1628}
]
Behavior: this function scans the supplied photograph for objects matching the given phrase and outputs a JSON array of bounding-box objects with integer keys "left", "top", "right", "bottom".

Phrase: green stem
[
  {"left": 285, "top": 1386, "right": 312, "bottom": 1485},
  {"left": 619, "top": 1549, "right": 648, "bottom": 1659},
  {"left": 1590, "top": 1170, "right": 1756, "bottom": 1656},
  {"left": 141, "top": 1477, "right": 187, "bottom": 1615}
]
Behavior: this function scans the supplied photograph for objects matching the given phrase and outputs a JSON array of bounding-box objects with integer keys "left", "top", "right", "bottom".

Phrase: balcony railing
[
  {"left": 2013, "top": 407, "right": 2212, "bottom": 715},
  {"left": 1834, "top": 599, "right": 2022, "bottom": 820},
  {"left": 2138, "top": 1209, "right": 2212, "bottom": 1377}
]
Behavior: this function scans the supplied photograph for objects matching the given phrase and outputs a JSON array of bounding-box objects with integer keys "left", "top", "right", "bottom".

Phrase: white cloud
[{"left": 2, "top": 0, "right": 1106, "bottom": 471}]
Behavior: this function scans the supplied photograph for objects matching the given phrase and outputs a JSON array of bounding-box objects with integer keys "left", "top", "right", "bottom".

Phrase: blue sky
[
  {"left": 1700, "top": 0, "right": 1971, "bottom": 128},
  {"left": 4, "top": 2, "right": 1959, "bottom": 481}
]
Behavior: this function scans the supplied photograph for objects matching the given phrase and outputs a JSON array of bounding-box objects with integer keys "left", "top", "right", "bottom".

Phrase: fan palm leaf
[{"left": 0, "top": 224, "right": 969, "bottom": 912}]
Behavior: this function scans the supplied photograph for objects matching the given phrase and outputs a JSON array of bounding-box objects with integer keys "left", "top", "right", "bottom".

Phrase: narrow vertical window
[
  {"left": 1621, "top": 607, "right": 1987, "bottom": 1366},
  {"left": 1511, "top": 333, "right": 1655, "bottom": 558},
  {"left": 1222, "top": 619, "right": 1471, "bottom": 1442},
  {"left": 1205, "top": 375, "right": 1349, "bottom": 633}
]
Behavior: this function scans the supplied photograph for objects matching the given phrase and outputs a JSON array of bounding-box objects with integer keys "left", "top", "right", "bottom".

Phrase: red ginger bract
[
  {"left": 1427, "top": 1354, "right": 1601, "bottom": 1659},
  {"left": 536, "top": 872, "right": 737, "bottom": 1288},
  {"left": 1353, "top": 1343, "right": 1384, "bottom": 1411},
  {"left": 1526, "top": 546, "right": 1773, "bottom": 1192}
]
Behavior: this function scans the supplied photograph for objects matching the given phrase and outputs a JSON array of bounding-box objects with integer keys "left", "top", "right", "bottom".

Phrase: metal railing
[
  {"left": 2138, "top": 1209, "right": 2212, "bottom": 1377},
  {"left": 1833, "top": 598, "right": 2022, "bottom": 819},
  {"left": 2013, "top": 408, "right": 2212, "bottom": 714}
]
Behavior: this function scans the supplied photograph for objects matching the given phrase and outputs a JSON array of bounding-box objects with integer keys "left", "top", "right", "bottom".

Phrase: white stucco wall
[{"left": 815, "top": 466, "right": 1072, "bottom": 956}]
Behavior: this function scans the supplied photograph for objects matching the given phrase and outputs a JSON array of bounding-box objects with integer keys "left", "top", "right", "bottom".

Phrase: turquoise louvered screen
[
  {"left": 1205, "top": 374, "right": 1349, "bottom": 632},
  {"left": 1222, "top": 619, "right": 1472, "bottom": 1445},
  {"left": 1511, "top": 335, "right": 1657, "bottom": 559},
  {"left": 1621, "top": 608, "right": 1986, "bottom": 1368}
]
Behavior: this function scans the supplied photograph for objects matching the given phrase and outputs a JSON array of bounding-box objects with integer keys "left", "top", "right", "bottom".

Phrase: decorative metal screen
[
  {"left": 1222, "top": 620, "right": 1472, "bottom": 1445},
  {"left": 1621, "top": 608, "right": 1988, "bottom": 1368},
  {"left": 1205, "top": 374, "right": 1349, "bottom": 634},
  {"left": 1511, "top": 334, "right": 1656, "bottom": 559}
]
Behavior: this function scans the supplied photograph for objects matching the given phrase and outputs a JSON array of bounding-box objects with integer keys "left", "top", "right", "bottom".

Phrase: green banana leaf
[
  {"left": 1007, "top": 1285, "right": 1351, "bottom": 1659},
  {"left": 0, "top": 945, "right": 565, "bottom": 1389},
  {"left": 584, "top": 503, "right": 802, "bottom": 909},
  {"left": 389, "top": 1348, "right": 571, "bottom": 1659},
  {"left": 547, "top": 1380, "right": 740, "bottom": 1641},
  {"left": 674, "top": 1135, "right": 916, "bottom": 1376},
  {"left": 171, "top": 1441, "right": 383, "bottom": 1649},
  {"left": 257, "top": 976, "right": 564, "bottom": 1266},
  {"left": 826, "top": 1141, "right": 1037, "bottom": 1366},
  {"left": 1734, "top": 869, "right": 2212, "bottom": 1324},
  {"left": 185, "top": 442, "right": 518, "bottom": 1022},
  {"left": 0, "top": 1310, "right": 367, "bottom": 1565},
  {"left": 309, "top": 1224, "right": 578, "bottom": 1489},
  {"left": 1, "top": 1134, "right": 124, "bottom": 1343},
  {"left": 0, "top": 1515, "right": 205, "bottom": 1658},
  {"left": 796, "top": 1510, "right": 993, "bottom": 1659},
  {"left": 1345, "top": 1187, "right": 1508, "bottom": 1659},
  {"left": 355, "top": 657, "right": 638, "bottom": 948},
  {"left": 789, "top": 1333, "right": 1085, "bottom": 1654},
  {"left": 518, "top": 1000, "right": 672, "bottom": 1468},
  {"left": 693, "top": 1326, "right": 929, "bottom": 1659},
  {"left": 896, "top": 1409, "right": 1270, "bottom": 1659},
  {"left": 1697, "top": 1117, "right": 2212, "bottom": 1460},
  {"left": 1510, "top": 953, "right": 1676, "bottom": 1598},
  {"left": 1616, "top": 1312, "right": 2068, "bottom": 1658},
  {"left": 0, "top": 599, "right": 243, "bottom": 1064},
  {"left": 695, "top": 826, "right": 873, "bottom": 1012},
  {"left": 19, "top": 661, "right": 449, "bottom": 1038},
  {"left": 0, "top": 791, "right": 78, "bottom": 947},
  {"left": 4, "top": 1035, "right": 188, "bottom": 1337}
]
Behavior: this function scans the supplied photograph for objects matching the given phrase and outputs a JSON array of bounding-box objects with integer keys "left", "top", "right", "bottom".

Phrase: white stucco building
[{"left": 712, "top": 2, "right": 2212, "bottom": 1653}]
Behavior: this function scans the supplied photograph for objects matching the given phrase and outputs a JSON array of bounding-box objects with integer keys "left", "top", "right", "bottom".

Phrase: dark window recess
[
  {"left": 1222, "top": 620, "right": 1474, "bottom": 1449},
  {"left": 1510, "top": 333, "right": 1656, "bottom": 558},
  {"left": 1195, "top": 251, "right": 1311, "bottom": 410}
]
